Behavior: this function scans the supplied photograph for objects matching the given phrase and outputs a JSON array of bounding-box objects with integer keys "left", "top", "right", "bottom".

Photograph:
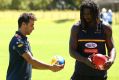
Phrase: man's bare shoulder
[
  {"left": 71, "top": 21, "right": 81, "bottom": 32},
  {"left": 102, "top": 24, "right": 112, "bottom": 36},
  {"left": 103, "top": 24, "right": 112, "bottom": 32}
]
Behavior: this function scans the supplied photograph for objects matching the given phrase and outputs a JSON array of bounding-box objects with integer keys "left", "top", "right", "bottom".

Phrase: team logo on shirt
[
  {"left": 84, "top": 48, "right": 98, "bottom": 54},
  {"left": 84, "top": 42, "right": 98, "bottom": 54},
  {"left": 85, "top": 42, "right": 97, "bottom": 48},
  {"left": 18, "top": 43, "right": 23, "bottom": 47}
]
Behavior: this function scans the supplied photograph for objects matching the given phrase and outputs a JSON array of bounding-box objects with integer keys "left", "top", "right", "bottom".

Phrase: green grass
[{"left": 0, "top": 11, "right": 119, "bottom": 80}]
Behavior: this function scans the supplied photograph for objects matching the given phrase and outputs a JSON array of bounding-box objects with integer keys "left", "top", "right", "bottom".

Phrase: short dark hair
[
  {"left": 80, "top": 0, "right": 99, "bottom": 25},
  {"left": 18, "top": 13, "right": 37, "bottom": 28}
]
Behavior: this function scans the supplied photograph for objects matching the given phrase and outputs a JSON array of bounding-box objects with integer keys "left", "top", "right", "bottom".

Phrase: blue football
[{"left": 51, "top": 55, "right": 65, "bottom": 65}]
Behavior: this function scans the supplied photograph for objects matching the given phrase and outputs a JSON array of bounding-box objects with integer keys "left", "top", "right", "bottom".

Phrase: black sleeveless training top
[{"left": 74, "top": 22, "right": 107, "bottom": 77}]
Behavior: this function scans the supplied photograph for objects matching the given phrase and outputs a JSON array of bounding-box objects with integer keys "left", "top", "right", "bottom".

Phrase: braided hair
[{"left": 80, "top": 0, "right": 100, "bottom": 32}]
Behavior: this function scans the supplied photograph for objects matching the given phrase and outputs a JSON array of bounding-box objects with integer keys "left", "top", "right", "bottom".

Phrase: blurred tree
[
  {"left": 11, "top": 0, "right": 30, "bottom": 10},
  {"left": 50, "top": 0, "right": 82, "bottom": 10},
  {"left": 29, "top": 0, "right": 41, "bottom": 10},
  {"left": 0, "top": 0, "right": 11, "bottom": 9},
  {"left": 11, "top": 0, "right": 21, "bottom": 9},
  {"left": 65, "top": 0, "right": 83, "bottom": 10},
  {"left": 29, "top": 0, "right": 52, "bottom": 10},
  {"left": 75, "top": 0, "right": 83, "bottom": 9},
  {"left": 0, "top": 0, "right": 83, "bottom": 10}
]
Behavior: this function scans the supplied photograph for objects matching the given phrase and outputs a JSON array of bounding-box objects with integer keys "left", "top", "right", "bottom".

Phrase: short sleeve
[{"left": 14, "top": 40, "right": 29, "bottom": 56}]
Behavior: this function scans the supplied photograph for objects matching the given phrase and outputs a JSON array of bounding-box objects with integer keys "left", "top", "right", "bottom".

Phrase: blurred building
[{"left": 94, "top": 0, "right": 119, "bottom": 12}]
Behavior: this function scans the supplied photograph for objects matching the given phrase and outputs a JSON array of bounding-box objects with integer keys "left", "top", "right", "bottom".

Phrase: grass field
[{"left": 0, "top": 11, "right": 119, "bottom": 80}]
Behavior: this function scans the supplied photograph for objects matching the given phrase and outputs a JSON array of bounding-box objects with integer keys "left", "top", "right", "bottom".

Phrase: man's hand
[
  {"left": 83, "top": 57, "right": 97, "bottom": 69},
  {"left": 49, "top": 64, "right": 64, "bottom": 72},
  {"left": 103, "top": 59, "right": 114, "bottom": 70},
  {"left": 89, "top": 54, "right": 110, "bottom": 70}
]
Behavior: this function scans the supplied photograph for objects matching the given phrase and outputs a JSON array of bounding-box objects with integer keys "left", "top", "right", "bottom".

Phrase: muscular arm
[
  {"left": 69, "top": 25, "right": 85, "bottom": 62},
  {"left": 69, "top": 25, "right": 95, "bottom": 69},
  {"left": 104, "top": 25, "right": 116, "bottom": 63}
]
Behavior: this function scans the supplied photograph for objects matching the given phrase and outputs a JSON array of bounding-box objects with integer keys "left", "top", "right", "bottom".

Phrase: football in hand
[
  {"left": 91, "top": 54, "right": 108, "bottom": 69},
  {"left": 51, "top": 55, "right": 65, "bottom": 65}
]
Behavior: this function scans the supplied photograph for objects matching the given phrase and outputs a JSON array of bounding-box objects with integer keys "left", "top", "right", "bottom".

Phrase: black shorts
[{"left": 71, "top": 75, "right": 107, "bottom": 80}]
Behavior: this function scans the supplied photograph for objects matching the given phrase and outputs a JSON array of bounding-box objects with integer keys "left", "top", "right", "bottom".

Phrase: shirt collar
[{"left": 15, "top": 31, "right": 27, "bottom": 40}]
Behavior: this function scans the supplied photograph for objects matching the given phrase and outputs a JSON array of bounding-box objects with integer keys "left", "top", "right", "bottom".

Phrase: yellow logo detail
[{"left": 18, "top": 44, "right": 23, "bottom": 47}]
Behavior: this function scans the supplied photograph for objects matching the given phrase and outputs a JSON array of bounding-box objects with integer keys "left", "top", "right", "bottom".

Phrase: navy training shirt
[{"left": 6, "top": 31, "right": 32, "bottom": 80}]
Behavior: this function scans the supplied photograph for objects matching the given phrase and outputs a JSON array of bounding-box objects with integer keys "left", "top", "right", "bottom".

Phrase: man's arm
[
  {"left": 14, "top": 37, "right": 63, "bottom": 72},
  {"left": 22, "top": 52, "right": 64, "bottom": 72},
  {"left": 69, "top": 25, "right": 95, "bottom": 68},
  {"left": 104, "top": 25, "right": 116, "bottom": 69},
  {"left": 69, "top": 25, "right": 83, "bottom": 61}
]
